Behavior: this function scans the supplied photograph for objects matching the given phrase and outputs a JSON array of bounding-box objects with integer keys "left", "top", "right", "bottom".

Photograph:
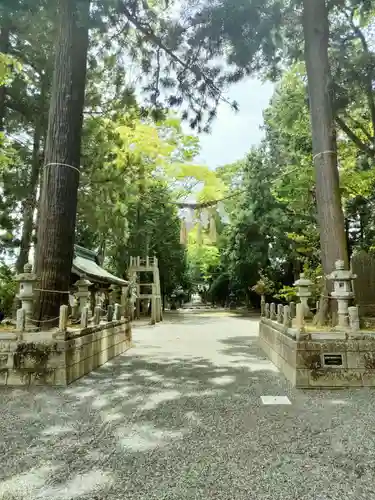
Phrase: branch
[
  {"left": 336, "top": 116, "right": 375, "bottom": 158},
  {"left": 344, "top": 9, "right": 375, "bottom": 143},
  {"left": 174, "top": 188, "right": 248, "bottom": 209},
  {"left": 117, "top": 1, "right": 235, "bottom": 110},
  {"left": 345, "top": 112, "right": 373, "bottom": 143}
]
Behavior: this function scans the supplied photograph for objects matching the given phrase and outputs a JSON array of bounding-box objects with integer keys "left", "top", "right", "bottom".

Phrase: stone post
[
  {"left": 15, "top": 263, "right": 37, "bottom": 329},
  {"left": 289, "top": 301, "right": 296, "bottom": 319},
  {"left": 294, "top": 273, "right": 313, "bottom": 318},
  {"left": 156, "top": 297, "right": 162, "bottom": 322},
  {"left": 136, "top": 285, "right": 141, "bottom": 318},
  {"left": 69, "top": 293, "right": 79, "bottom": 320},
  {"left": 283, "top": 305, "right": 292, "bottom": 328},
  {"left": 265, "top": 303, "right": 270, "bottom": 319},
  {"left": 277, "top": 304, "right": 283, "bottom": 323},
  {"left": 260, "top": 296, "right": 266, "bottom": 317},
  {"left": 125, "top": 318, "right": 132, "bottom": 342},
  {"left": 16, "top": 308, "right": 26, "bottom": 332},
  {"left": 72, "top": 303, "right": 79, "bottom": 320},
  {"left": 114, "top": 303, "right": 121, "bottom": 321},
  {"left": 107, "top": 304, "right": 114, "bottom": 322},
  {"left": 295, "top": 303, "right": 306, "bottom": 339},
  {"left": 81, "top": 306, "right": 89, "bottom": 328},
  {"left": 348, "top": 306, "right": 360, "bottom": 333},
  {"left": 94, "top": 306, "right": 101, "bottom": 325},
  {"left": 59, "top": 305, "right": 68, "bottom": 332},
  {"left": 75, "top": 278, "right": 92, "bottom": 315},
  {"left": 150, "top": 284, "right": 157, "bottom": 325},
  {"left": 121, "top": 286, "right": 128, "bottom": 318},
  {"left": 327, "top": 260, "right": 357, "bottom": 329},
  {"left": 270, "top": 303, "right": 276, "bottom": 321}
]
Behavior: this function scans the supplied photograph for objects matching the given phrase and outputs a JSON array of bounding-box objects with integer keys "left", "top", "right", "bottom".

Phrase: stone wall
[
  {"left": 259, "top": 318, "right": 375, "bottom": 388},
  {"left": 259, "top": 319, "right": 299, "bottom": 385},
  {"left": 0, "top": 319, "right": 132, "bottom": 387}
]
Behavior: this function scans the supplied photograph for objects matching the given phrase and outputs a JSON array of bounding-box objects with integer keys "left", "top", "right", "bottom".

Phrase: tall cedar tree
[
  {"left": 302, "top": 0, "right": 348, "bottom": 273},
  {"left": 34, "top": 0, "right": 90, "bottom": 322}
]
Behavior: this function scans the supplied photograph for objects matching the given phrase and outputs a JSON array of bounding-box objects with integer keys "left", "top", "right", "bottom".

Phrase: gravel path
[{"left": 1, "top": 312, "right": 375, "bottom": 500}]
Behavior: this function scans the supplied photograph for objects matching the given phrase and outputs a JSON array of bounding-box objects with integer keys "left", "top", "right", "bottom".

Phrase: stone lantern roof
[{"left": 326, "top": 260, "right": 357, "bottom": 281}]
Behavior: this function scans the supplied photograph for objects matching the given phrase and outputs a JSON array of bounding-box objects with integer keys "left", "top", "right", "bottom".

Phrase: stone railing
[
  {"left": 0, "top": 303, "right": 132, "bottom": 387},
  {"left": 0, "top": 263, "right": 134, "bottom": 387},
  {"left": 262, "top": 300, "right": 307, "bottom": 339},
  {"left": 260, "top": 260, "right": 361, "bottom": 336},
  {"left": 14, "top": 263, "right": 132, "bottom": 331}
]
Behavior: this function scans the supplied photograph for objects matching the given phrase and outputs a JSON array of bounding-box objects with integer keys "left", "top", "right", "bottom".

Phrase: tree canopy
[{"left": 2, "top": 0, "right": 375, "bottom": 321}]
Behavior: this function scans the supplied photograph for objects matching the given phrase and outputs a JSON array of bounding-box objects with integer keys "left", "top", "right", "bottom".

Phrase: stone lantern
[
  {"left": 294, "top": 273, "right": 313, "bottom": 318},
  {"left": 15, "top": 263, "right": 37, "bottom": 328},
  {"left": 327, "top": 260, "right": 356, "bottom": 329},
  {"left": 75, "top": 277, "right": 92, "bottom": 314}
]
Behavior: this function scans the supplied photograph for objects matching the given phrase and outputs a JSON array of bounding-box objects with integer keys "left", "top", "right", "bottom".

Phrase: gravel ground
[{"left": 1, "top": 312, "right": 375, "bottom": 500}]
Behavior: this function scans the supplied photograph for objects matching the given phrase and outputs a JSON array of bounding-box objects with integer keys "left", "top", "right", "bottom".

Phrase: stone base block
[
  {"left": 0, "top": 319, "right": 132, "bottom": 387},
  {"left": 259, "top": 318, "right": 375, "bottom": 388}
]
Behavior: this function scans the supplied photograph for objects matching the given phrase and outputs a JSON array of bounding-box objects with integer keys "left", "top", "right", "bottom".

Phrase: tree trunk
[
  {"left": 0, "top": 21, "right": 10, "bottom": 131},
  {"left": 16, "top": 77, "right": 48, "bottom": 273},
  {"left": 302, "top": 0, "right": 348, "bottom": 275},
  {"left": 34, "top": 0, "right": 90, "bottom": 323}
]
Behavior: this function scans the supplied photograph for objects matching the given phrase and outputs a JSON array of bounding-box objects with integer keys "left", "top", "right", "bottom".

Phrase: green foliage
[
  {"left": 3, "top": 0, "right": 375, "bottom": 310},
  {"left": 187, "top": 242, "right": 221, "bottom": 284},
  {"left": 274, "top": 286, "right": 297, "bottom": 303},
  {"left": 0, "top": 53, "right": 21, "bottom": 86},
  {"left": 214, "top": 55, "right": 375, "bottom": 298},
  {"left": 252, "top": 274, "right": 275, "bottom": 296},
  {"left": 0, "top": 264, "right": 16, "bottom": 316},
  {"left": 302, "top": 263, "right": 324, "bottom": 303}
]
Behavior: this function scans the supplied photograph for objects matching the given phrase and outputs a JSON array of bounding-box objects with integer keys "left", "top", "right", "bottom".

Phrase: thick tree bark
[
  {"left": 34, "top": 0, "right": 90, "bottom": 323},
  {"left": 302, "top": 0, "right": 348, "bottom": 275}
]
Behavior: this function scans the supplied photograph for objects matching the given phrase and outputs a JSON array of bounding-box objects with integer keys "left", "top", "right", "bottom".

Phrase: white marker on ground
[{"left": 261, "top": 396, "right": 291, "bottom": 405}]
